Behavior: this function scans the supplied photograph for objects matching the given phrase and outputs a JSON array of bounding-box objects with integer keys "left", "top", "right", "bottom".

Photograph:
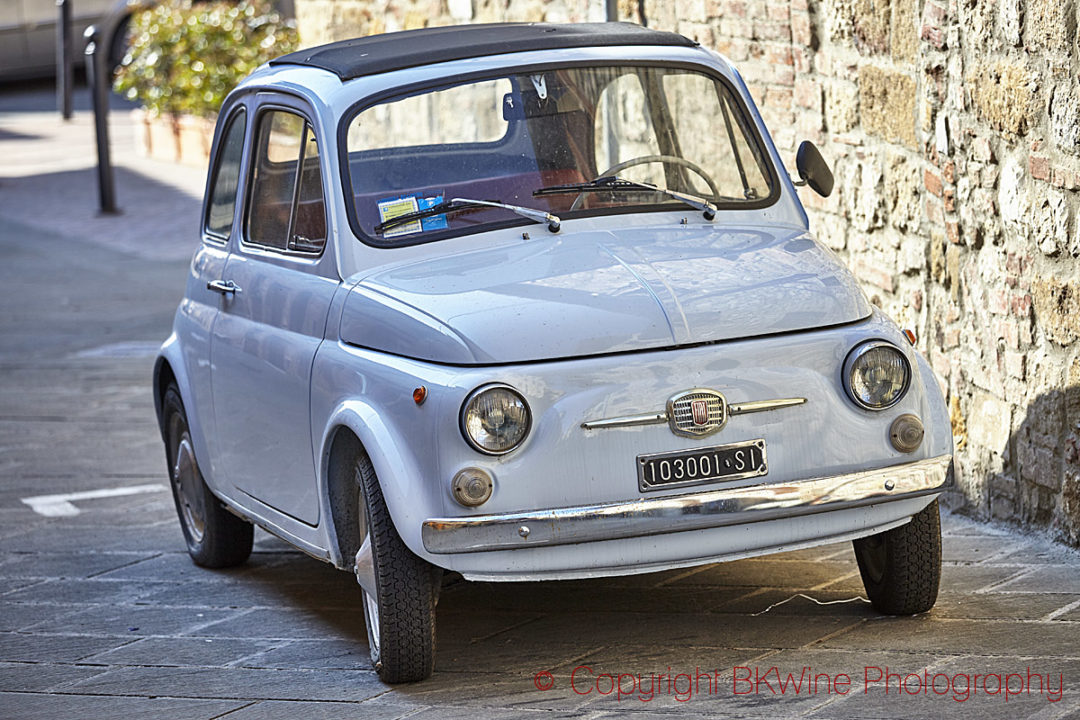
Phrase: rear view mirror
[{"left": 795, "top": 140, "right": 834, "bottom": 197}]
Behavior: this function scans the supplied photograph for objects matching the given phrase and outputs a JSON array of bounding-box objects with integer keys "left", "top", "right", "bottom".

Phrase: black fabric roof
[{"left": 269, "top": 22, "right": 698, "bottom": 81}]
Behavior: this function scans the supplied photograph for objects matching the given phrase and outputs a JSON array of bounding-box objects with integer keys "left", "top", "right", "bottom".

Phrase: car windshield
[{"left": 344, "top": 64, "right": 776, "bottom": 244}]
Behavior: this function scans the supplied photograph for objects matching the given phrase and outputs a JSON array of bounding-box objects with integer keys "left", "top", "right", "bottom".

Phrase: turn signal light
[
  {"left": 890, "top": 414, "right": 924, "bottom": 453},
  {"left": 451, "top": 467, "right": 494, "bottom": 507}
]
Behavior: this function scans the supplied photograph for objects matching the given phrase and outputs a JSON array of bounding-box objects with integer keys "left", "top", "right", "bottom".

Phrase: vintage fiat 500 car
[{"left": 154, "top": 22, "right": 952, "bottom": 683}]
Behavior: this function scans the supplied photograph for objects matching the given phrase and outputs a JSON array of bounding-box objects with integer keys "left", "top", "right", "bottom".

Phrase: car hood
[{"left": 340, "top": 224, "right": 872, "bottom": 365}]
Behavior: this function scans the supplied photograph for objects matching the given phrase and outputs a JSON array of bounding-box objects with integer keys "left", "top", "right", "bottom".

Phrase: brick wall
[
  {"left": 671, "top": 0, "right": 1080, "bottom": 545},
  {"left": 295, "top": 0, "right": 1080, "bottom": 545}
]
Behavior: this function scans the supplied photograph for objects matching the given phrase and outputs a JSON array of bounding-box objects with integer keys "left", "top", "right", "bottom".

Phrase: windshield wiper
[
  {"left": 373, "top": 197, "right": 561, "bottom": 235},
  {"left": 533, "top": 176, "right": 716, "bottom": 221}
]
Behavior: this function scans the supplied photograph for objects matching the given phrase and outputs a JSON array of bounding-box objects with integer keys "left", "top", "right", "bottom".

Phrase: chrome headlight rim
[
  {"left": 459, "top": 383, "right": 532, "bottom": 456},
  {"left": 842, "top": 339, "right": 912, "bottom": 411}
]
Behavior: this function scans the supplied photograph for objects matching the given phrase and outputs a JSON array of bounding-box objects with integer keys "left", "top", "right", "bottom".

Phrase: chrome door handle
[{"left": 207, "top": 279, "right": 240, "bottom": 295}]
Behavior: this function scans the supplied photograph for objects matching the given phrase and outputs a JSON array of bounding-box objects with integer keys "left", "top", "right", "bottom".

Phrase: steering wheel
[{"left": 571, "top": 154, "right": 722, "bottom": 211}]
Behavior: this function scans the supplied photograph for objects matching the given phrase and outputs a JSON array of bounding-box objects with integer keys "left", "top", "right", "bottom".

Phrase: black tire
[
  {"left": 355, "top": 450, "right": 439, "bottom": 683},
  {"left": 163, "top": 384, "right": 252, "bottom": 568},
  {"left": 853, "top": 498, "right": 942, "bottom": 615}
]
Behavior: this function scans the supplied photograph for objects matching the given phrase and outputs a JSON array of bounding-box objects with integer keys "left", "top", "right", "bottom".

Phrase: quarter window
[
  {"left": 246, "top": 109, "right": 327, "bottom": 254},
  {"left": 205, "top": 110, "right": 246, "bottom": 238}
]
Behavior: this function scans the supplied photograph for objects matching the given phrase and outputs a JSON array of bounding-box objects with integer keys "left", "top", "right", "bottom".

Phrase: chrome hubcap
[
  {"left": 363, "top": 588, "right": 380, "bottom": 650},
  {"left": 356, "top": 493, "right": 380, "bottom": 653},
  {"left": 172, "top": 434, "right": 206, "bottom": 543}
]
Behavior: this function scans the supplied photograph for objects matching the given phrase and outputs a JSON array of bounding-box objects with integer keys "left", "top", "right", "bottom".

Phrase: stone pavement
[{"left": 1, "top": 85, "right": 1079, "bottom": 720}]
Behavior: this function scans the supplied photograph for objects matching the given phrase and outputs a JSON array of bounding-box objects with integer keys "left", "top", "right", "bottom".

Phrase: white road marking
[{"left": 21, "top": 484, "right": 168, "bottom": 517}]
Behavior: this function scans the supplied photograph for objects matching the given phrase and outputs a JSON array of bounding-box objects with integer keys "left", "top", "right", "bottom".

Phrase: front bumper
[{"left": 421, "top": 455, "right": 952, "bottom": 554}]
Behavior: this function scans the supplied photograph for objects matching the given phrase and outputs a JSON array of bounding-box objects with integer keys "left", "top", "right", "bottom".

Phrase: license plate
[{"left": 637, "top": 439, "right": 767, "bottom": 492}]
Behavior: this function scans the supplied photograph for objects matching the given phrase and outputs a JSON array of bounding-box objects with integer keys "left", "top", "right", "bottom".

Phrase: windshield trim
[{"left": 337, "top": 59, "right": 781, "bottom": 248}]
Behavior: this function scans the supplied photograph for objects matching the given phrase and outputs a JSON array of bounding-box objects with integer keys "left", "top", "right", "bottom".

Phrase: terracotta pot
[{"left": 132, "top": 108, "right": 217, "bottom": 168}]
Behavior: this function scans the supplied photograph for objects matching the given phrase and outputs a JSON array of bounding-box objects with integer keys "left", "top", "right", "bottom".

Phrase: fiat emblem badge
[
  {"left": 691, "top": 399, "right": 709, "bottom": 426},
  {"left": 666, "top": 389, "right": 728, "bottom": 437}
]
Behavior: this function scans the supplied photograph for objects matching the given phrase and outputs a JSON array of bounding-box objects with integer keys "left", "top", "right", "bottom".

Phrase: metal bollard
[
  {"left": 85, "top": 25, "right": 119, "bottom": 215},
  {"left": 56, "top": 0, "right": 73, "bottom": 120}
]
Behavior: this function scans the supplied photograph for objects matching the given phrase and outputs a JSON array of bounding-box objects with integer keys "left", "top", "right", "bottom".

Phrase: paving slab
[
  {"left": 993, "top": 567, "right": 1080, "bottom": 594},
  {"left": 0, "top": 578, "right": 44, "bottom": 596},
  {"left": 0, "top": 633, "right": 132, "bottom": 663},
  {"left": 820, "top": 617, "right": 1080, "bottom": 658},
  {"left": 471, "top": 611, "right": 863, "bottom": 651},
  {"left": 137, "top": 576, "right": 364, "bottom": 611},
  {"left": 1, "top": 578, "right": 157, "bottom": 606},
  {"left": 669, "top": 558, "right": 861, "bottom": 592},
  {"left": 394, "top": 670, "right": 598, "bottom": 712},
  {"left": 573, "top": 647, "right": 943, "bottom": 715},
  {"left": 188, "top": 607, "right": 369, "bottom": 642},
  {"left": 24, "top": 604, "right": 243, "bottom": 638},
  {"left": 81, "top": 636, "right": 279, "bottom": 668},
  {"left": 64, "top": 665, "right": 387, "bottom": 702},
  {"left": 235, "top": 638, "right": 380, "bottom": 670},
  {"left": 0, "top": 525, "right": 181, "bottom": 554},
  {"left": 443, "top": 580, "right": 757, "bottom": 615},
  {"left": 96, "top": 551, "right": 295, "bottom": 584},
  {"left": 436, "top": 635, "right": 604, "bottom": 676},
  {"left": 710, "top": 588, "right": 877, "bottom": 617},
  {"left": 0, "top": 603, "right": 84, "bottom": 633},
  {"left": 0, "top": 692, "right": 247, "bottom": 720},
  {"left": 942, "top": 516, "right": 1017, "bottom": 537},
  {"left": 931, "top": 592, "right": 1080, "bottom": 621},
  {"left": 405, "top": 706, "right": 600, "bottom": 719},
  {"left": 809, "top": 656, "right": 1080, "bottom": 719},
  {"left": 211, "top": 699, "right": 442, "bottom": 720},
  {"left": 939, "top": 534, "right": 1025, "bottom": 564},
  {"left": 0, "top": 662, "right": 108, "bottom": 693},
  {"left": 0, "top": 553, "right": 152, "bottom": 580},
  {"left": 937, "top": 563, "right": 1032, "bottom": 593}
]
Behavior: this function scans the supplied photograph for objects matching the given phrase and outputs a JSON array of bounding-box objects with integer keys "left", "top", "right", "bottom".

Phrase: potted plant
[{"left": 115, "top": 0, "right": 298, "bottom": 166}]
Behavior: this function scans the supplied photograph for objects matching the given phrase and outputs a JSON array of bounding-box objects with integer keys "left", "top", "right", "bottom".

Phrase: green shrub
[{"left": 114, "top": 0, "right": 298, "bottom": 118}]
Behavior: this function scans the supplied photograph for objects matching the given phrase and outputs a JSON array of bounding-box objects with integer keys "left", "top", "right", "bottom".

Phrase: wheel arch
[
  {"left": 153, "top": 354, "right": 178, "bottom": 440},
  {"left": 317, "top": 402, "right": 436, "bottom": 570},
  {"left": 322, "top": 424, "right": 364, "bottom": 571},
  {"left": 152, "top": 335, "right": 214, "bottom": 489}
]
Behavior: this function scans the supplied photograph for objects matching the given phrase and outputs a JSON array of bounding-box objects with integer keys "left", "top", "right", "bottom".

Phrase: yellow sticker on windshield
[{"left": 377, "top": 195, "right": 421, "bottom": 237}]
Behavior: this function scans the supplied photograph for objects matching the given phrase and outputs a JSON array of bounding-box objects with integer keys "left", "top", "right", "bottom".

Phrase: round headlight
[
  {"left": 843, "top": 341, "right": 911, "bottom": 410},
  {"left": 460, "top": 384, "right": 531, "bottom": 455}
]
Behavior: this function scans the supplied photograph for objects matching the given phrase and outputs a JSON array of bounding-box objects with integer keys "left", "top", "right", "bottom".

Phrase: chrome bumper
[{"left": 421, "top": 455, "right": 952, "bottom": 554}]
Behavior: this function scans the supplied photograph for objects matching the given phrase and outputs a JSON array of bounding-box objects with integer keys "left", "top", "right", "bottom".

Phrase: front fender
[
  {"left": 913, "top": 349, "right": 953, "bottom": 460},
  {"left": 317, "top": 399, "right": 435, "bottom": 566}
]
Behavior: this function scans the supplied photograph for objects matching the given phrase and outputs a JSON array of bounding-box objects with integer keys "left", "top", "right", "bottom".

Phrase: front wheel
[
  {"left": 355, "top": 451, "right": 439, "bottom": 683},
  {"left": 853, "top": 498, "right": 942, "bottom": 615}
]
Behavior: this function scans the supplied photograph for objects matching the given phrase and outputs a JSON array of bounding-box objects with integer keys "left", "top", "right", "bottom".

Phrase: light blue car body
[{"left": 155, "top": 40, "right": 952, "bottom": 583}]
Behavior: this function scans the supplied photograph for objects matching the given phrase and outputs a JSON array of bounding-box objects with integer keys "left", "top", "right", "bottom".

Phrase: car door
[
  {"left": 209, "top": 97, "right": 338, "bottom": 526},
  {"left": 180, "top": 104, "right": 248, "bottom": 481}
]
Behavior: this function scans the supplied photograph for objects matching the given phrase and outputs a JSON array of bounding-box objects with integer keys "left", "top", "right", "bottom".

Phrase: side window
[
  {"left": 246, "top": 109, "right": 327, "bottom": 254},
  {"left": 205, "top": 110, "right": 246, "bottom": 238}
]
